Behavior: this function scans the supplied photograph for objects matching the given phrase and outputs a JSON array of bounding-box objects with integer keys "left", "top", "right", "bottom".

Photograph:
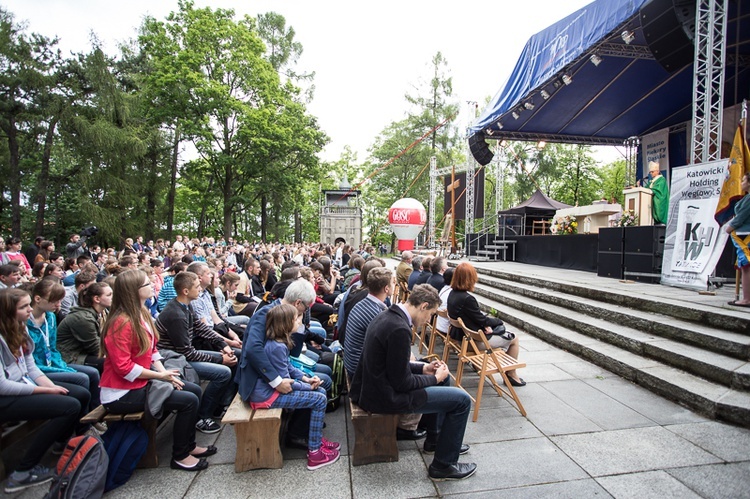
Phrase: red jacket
[{"left": 100, "top": 315, "right": 159, "bottom": 391}]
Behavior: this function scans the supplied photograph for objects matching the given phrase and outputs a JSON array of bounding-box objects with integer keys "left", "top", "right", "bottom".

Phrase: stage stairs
[
  {"left": 463, "top": 264, "right": 750, "bottom": 428},
  {"left": 472, "top": 236, "right": 508, "bottom": 262}
]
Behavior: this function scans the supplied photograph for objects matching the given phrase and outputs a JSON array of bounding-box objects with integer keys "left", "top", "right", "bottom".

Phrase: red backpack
[{"left": 45, "top": 434, "right": 108, "bottom": 499}]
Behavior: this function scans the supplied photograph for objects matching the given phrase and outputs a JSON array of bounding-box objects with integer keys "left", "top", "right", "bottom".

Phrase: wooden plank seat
[
  {"left": 1, "top": 420, "right": 44, "bottom": 480},
  {"left": 452, "top": 317, "right": 527, "bottom": 421},
  {"left": 346, "top": 376, "right": 399, "bottom": 466},
  {"left": 221, "top": 393, "right": 282, "bottom": 472},
  {"left": 81, "top": 405, "right": 159, "bottom": 468}
]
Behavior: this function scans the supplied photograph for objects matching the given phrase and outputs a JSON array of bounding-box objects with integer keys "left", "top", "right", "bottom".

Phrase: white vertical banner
[
  {"left": 641, "top": 127, "right": 670, "bottom": 178},
  {"left": 661, "top": 160, "right": 729, "bottom": 290}
]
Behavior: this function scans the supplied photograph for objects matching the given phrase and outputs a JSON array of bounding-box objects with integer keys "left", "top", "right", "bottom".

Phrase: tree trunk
[
  {"left": 198, "top": 177, "right": 214, "bottom": 239},
  {"left": 166, "top": 127, "right": 180, "bottom": 240},
  {"left": 145, "top": 148, "right": 158, "bottom": 241},
  {"left": 35, "top": 117, "right": 58, "bottom": 237},
  {"left": 260, "top": 193, "right": 267, "bottom": 243},
  {"left": 7, "top": 116, "right": 22, "bottom": 237}
]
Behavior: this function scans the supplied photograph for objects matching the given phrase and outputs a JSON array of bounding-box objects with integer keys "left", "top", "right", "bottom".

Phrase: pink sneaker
[
  {"left": 321, "top": 437, "right": 341, "bottom": 451},
  {"left": 307, "top": 447, "right": 340, "bottom": 470}
]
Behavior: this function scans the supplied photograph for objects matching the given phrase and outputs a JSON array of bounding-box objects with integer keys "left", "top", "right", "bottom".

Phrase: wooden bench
[
  {"left": 1, "top": 421, "right": 44, "bottom": 480},
  {"left": 349, "top": 397, "right": 399, "bottom": 466},
  {"left": 221, "top": 393, "right": 282, "bottom": 472},
  {"left": 81, "top": 405, "right": 159, "bottom": 468},
  {"left": 346, "top": 375, "right": 399, "bottom": 466}
]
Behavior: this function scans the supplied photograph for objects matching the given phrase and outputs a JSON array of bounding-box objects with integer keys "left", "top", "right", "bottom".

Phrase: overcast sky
[{"left": 4, "top": 0, "right": 622, "bottom": 164}]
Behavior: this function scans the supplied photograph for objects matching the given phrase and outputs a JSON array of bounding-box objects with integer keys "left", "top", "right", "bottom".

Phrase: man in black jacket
[
  {"left": 156, "top": 271, "right": 237, "bottom": 433},
  {"left": 426, "top": 257, "right": 447, "bottom": 293},
  {"left": 350, "top": 284, "right": 477, "bottom": 481}
]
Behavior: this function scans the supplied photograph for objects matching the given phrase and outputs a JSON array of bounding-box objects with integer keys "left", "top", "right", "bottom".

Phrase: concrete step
[
  {"left": 464, "top": 263, "right": 750, "bottom": 336},
  {"left": 475, "top": 274, "right": 750, "bottom": 361},
  {"left": 470, "top": 290, "right": 750, "bottom": 428},
  {"left": 474, "top": 282, "right": 750, "bottom": 390}
]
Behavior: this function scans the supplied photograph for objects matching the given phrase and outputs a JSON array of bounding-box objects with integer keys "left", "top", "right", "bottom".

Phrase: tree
[
  {"left": 600, "top": 159, "right": 627, "bottom": 204},
  {"left": 139, "top": 1, "right": 273, "bottom": 238},
  {"left": 0, "top": 8, "right": 60, "bottom": 236}
]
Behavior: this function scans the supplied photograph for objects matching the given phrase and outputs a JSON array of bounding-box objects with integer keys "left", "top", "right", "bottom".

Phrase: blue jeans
[
  {"left": 47, "top": 365, "right": 100, "bottom": 410},
  {"left": 417, "top": 386, "right": 471, "bottom": 466},
  {"left": 0, "top": 382, "right": 89, "bottom": 471},
  {"left": 190, "top": 352, "right": 234, "bottom": 419}
]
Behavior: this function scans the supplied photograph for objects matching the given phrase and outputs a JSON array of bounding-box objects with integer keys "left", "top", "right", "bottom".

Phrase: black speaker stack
[
  {"left": 639, "top": 0, "right": 696, "bottom": 73},
  {"left": 468, "top": 134, "right": 494, "bottom": 166},
  {"left": 597, "top": 226, "right": 666, "bottom": 283}
]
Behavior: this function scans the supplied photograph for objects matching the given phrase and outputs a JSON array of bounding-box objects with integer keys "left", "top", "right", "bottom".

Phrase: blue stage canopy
[{"left": 470, "top": 0, "right": 749, "bottom": 146}]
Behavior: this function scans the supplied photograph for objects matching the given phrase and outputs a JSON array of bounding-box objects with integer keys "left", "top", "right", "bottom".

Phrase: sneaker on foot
[
  {"left": 51, "top": 441, "right": 67, "bottom": 455},
  {"left": 195, "top": 418, "right": 221, "bottom": 434},
  {"left": 321, "top": 437, "right": 341, "bottom": 451},
  {"left": 4, "top": 465, "right": 53, "bottom": 493},
  {"left": 93, "top": 422, "right": 108, "bottom": 434},
  {"left": 307, "top": 447, "right": 340, "bottom": 470}
]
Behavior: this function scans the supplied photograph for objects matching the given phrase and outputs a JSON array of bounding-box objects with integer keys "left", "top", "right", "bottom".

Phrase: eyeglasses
[{"left": 140, "top": 282, "right": 152, "bottom": 289}]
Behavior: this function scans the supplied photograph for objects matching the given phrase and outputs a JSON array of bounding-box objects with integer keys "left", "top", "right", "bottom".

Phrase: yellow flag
[{"left": 715, "top": 123, "right": 750, "bottom": 225}]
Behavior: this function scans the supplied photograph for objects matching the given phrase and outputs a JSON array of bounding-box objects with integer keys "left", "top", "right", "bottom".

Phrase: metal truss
[
  {"left": 690, "top": 0, "right": 728, "bottom": 164},
  {"left": 624, "top": 136, "right": 640, "bottom": 186}
]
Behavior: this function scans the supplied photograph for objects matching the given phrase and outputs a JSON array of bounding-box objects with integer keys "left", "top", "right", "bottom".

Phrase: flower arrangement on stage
[
  {"left": 616, "top": 210, "right": 639, "bottom": 227},
  {"left": 550, "top": 215, "right": 578, "bottom": 235}
]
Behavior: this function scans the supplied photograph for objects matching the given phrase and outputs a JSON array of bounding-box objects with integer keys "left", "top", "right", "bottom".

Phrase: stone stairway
[{"left": 463, "top": 264, "right": 750, "bottom": 427}]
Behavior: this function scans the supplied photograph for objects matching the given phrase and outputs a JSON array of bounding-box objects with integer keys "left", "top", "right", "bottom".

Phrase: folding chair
[
  {"left": 444, "top": 316, "right": 465, "bottom": 366},
  {"left": 454, "top": 317, "right": 527, "bottom": 421},
  {"left": 397, "top": 281, "right": 410, "bottom": 304},
  {"left": 428, "top": 309, "right": 448, "bottom": 358}
]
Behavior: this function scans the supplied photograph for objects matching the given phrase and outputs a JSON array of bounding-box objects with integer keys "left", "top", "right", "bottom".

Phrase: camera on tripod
[{"left": 80, "top": 226, "right": 99, "bottom": 238}]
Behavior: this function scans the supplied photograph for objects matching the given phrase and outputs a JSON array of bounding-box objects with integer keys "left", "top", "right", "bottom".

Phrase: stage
[{"left": 470, "top": 227, "right": 737, "bottom": 283}]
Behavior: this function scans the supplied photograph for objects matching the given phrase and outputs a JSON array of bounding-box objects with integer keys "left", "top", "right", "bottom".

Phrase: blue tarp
[{"left": 470, "top": 0, "right": 749, "bottom": 146}]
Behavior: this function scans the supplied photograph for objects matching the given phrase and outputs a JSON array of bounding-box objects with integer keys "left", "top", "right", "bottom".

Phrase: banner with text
[
  {"left": 661, "top": 160, "right": 730, "bottom": 290},
  {"left": 641, "top": 127, "right": 670, "bottom": 179}
]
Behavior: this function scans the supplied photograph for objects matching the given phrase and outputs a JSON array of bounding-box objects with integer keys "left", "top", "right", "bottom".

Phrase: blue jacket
[
  {"left": 27, "top": 312, "right": 75, "bottom": 374},
  {"left": 235, "top": 299, "right": 283, "bottom": 401},
  {"left": 250, "top": 340, "right": 310, "bottom": 403}
]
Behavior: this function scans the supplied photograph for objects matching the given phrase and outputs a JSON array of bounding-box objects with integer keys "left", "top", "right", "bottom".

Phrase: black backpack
[
  {"left": 45, "top": 434, "right": 108, "bottom": 499},
  {"left": 101, "top": 421, "right": 149, "bottom": 492},
  {"left": 326, "top": 353, "right": 346, "bottom": 412}
]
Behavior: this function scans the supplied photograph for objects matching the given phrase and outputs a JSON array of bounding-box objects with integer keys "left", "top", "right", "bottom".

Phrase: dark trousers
[
  {"left": 104, "top": 382, "right": 201, "bottom": 461},
  {"left": 0, "top": 382, "right": 90, "bottom": 472}
]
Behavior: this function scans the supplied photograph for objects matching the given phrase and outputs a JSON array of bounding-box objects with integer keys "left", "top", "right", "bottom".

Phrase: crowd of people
[{"left": 0, "top": 232, "right": 526, "bottom": 492}]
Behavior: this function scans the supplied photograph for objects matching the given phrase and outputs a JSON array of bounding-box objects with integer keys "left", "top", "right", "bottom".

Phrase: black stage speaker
[
  {"left": 623, "top": 226, "right": 666, "bottom": 254},
  {"left": 468, "top": 133, "right": 494, "bottom": 166},
  {"left": 599, "top": 228, "right": 623, "bottom": 252},
  {"left": 640, "top": 0, "right": 696, "bottom": 73},
  {"left": 597, "top": 252, "right": 624, "bottom": 279},
  {"left": 624, "top": 253, "right": 663, "bottom": 283}
]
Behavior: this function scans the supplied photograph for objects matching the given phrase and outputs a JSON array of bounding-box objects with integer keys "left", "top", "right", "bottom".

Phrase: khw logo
[{"left": 683, "top": 223, "right": 714, "bottom": 260}]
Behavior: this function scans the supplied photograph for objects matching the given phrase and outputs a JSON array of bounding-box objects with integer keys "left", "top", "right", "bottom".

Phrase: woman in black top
[{"left": 447, "top": 262, "right": 524, "bottom": 386}]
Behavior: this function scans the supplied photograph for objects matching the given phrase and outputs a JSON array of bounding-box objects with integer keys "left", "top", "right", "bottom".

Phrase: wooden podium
[{"left": 623, "top": 187, "right": 653, "bottom": 226}]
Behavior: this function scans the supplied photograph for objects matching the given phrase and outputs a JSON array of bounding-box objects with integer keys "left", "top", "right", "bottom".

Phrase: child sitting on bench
[{"left": 249, "top": 303, "right": 340, "bottom": 470}]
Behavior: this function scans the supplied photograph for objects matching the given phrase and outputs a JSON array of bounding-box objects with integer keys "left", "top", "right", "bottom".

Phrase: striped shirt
[{"left": 343, "top": 294, "right": 387, "bottom": 378}]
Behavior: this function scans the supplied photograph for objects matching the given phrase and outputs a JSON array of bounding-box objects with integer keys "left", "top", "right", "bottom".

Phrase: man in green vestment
[{"left": 646, "top": 161, "right": 669, "bottom": 224}]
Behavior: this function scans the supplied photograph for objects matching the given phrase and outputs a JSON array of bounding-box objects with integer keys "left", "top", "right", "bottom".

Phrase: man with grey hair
[
  {"left": 236, "top": 279, "right": 318, "bottom": 446},
  {"left": 396, "top": 251, "right": 413, "bottom": 290}
]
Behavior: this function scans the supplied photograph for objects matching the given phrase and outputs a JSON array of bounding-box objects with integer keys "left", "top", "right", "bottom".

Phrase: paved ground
[{"left": 5, "top": 262, "right": 750, "bottom": 498}]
